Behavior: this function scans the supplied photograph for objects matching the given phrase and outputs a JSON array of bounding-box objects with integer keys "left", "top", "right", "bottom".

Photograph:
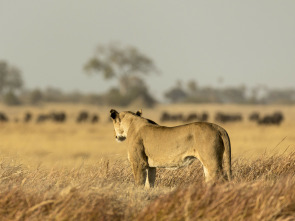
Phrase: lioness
[{"left": 110, "top": 109, "right": 232, "bottom": 188}]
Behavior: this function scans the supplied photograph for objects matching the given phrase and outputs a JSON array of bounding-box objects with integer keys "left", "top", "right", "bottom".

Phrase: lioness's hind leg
[
  {"left": 145, "top": 167, "right": 156, "bottom": 188},
  {"left": 201, "top": 161, "right": 223, "bottom": 183},
  {"left": 203, "top": 166, "right": 210, "bottom": 182},
  {"left": 204, "top": 168, "right": 223, "bottom": 183}
]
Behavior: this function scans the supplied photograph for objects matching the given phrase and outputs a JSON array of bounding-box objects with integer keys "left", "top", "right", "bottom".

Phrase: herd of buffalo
[
  {"left": 160, "top": 111, "right": 284, "bottom": 125},
  {"left": 0, "top": 111, "right": 100, "bottom": 124},
  {"left": 0, "top": 110, "right": 284, "bottom": 126}
]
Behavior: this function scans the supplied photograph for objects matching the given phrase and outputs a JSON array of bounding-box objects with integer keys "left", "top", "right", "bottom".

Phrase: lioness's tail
[{"left": 220, "top": 129, "right": 232, "bottom": 181}]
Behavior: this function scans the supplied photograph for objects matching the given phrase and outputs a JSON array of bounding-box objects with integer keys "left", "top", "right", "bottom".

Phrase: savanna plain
[{"left": 1, "top": 103, "right": 295, "bottom": 220}]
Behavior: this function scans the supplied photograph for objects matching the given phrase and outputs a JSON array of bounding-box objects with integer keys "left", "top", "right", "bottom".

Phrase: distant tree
[
  {"left": 103, "top": 75, "right": 156, "bottom": 107},
  {"left": 0, "top": 61, "right": 8, "bottom": 94},
  {"left": 263, "top": 88, "right": 295, "bottom": 104},
  {"left": 43, "top": 87, "right": 63, "bottom": 102},
  {"left": 0, "top": 61, "right": 23, "bottom": 96},
  {"left": 165, "top": 88, "right": 187, "bottom": 103},
  {"left": 164, "top": 80, "right": 187, "bottom": 103},
  {"left": 3, "top": 90, "right": 21, "bottom": 106},
  {"left": 220, "top": 86, "right": 246, "bottom": 103},
  {"left": 29, "top": 89, "right": 43, "bottom": 105},
  {"left": 187, "top": 80, "right": 198, "bottom": 95},
  {"left": 84, "top": 43, "right": 159, "bottom": 95},
  {"left": 123, "top": 76, "right": 156, "bottom": 107}
]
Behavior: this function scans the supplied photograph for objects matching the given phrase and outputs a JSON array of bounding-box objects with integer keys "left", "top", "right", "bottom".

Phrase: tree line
[
  {"left": 164, "top": 80, "right": 295, "bottom": 104},
  {"left": 1, "top": 43, "right": 295, "bottom": 106}
]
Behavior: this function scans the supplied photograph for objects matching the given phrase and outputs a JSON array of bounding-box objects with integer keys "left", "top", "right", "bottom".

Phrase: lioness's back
[{"left": 139, "top": 122, "right": 223, "bottom": 141}]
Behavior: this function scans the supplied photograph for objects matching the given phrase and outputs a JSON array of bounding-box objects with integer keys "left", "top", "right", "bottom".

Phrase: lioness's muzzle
[{"left": 116, "top": 136, "right": 126, "bottom": 141}]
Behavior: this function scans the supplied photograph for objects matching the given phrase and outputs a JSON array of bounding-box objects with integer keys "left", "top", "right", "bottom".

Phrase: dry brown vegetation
[
  {"left": 1, "top": 104, "right": 295, "bottom": 220},
  {"left": 1, "top": 153, "right": 295, "bottom": 220}
]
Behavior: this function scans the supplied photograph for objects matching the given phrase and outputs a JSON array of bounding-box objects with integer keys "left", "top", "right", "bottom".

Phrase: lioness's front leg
[
  {"left": 131, "top": 162, "right": 148, "bottom": 186},
  {"left": 128, "top": 144, "right": 149, "bottom": 187}
]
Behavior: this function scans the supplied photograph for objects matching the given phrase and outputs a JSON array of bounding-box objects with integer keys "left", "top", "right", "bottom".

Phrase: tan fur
[{"left": 110, "top": 109, "right": 232, "bottom": 188}]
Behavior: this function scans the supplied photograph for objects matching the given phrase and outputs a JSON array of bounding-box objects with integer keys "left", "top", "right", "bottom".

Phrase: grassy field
[{"left": 1, "top": 103, "right": 295, "bottom": 220}]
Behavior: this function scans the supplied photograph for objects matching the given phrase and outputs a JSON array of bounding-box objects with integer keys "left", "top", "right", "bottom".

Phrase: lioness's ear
[
  {"left": 110, "top": 109, "right": 119, "bottom": 119},
  {"left": 135, "top": 109, "right": 142, "bottom": 117}
]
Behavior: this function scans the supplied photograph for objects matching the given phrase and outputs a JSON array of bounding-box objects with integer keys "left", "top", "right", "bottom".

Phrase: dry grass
[
  {"left": 1, "top": 153, "right": 295, "bottom": 220},
  {"left": 1, "top": 103, "right": 295, "bottom": 220}
]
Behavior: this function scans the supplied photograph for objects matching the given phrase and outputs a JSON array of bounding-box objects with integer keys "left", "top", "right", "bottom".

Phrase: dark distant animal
[
  {"left": 200, "top": 112, "right": 209, "bottom": 122},
  {"left": 185, "top": 113, "right": 198, "bottom": 122},
  {"left": 258, "top": 112, "right": 284, "bottom": 126},
  {"left": 36, "top": 114, "right": 51, "bottom": 123},
  {"left": 161, "top": 111, "right": 209, "bottom": 123},
  {"left": 76, "top": 111, "right": 89, "bottom": 123},
  {"left": 249, "top": 112, "right": 260, "bottom": 122},
  {"left": 160, "top": 112, "right": 184, "bottom": 122},
  {"left": 91, "top": 114, "right": 99, "bottom": 123},
  {"left": 170, "top": 113, "right": 184, "bottom": 122},
  {"left": 215, "top": 112, "right": 243, "bottom": 123},
  {"left": 273, "top": 112, "right": 284, "bottom": 125},
  {"left": 185, "top": 112, "right": 209, "bottom": 122},
  {"left": 24, "top": 112, "right": 32, "bottom": 123},
  {"left": 0, "top": 112, "right": 9, "bottom": 122},
  {"left": 51, "top": 112, "right": 66, "bottom": 123},
  {"left": 160, "top": 112, "right": 170, "bottom": 122}
]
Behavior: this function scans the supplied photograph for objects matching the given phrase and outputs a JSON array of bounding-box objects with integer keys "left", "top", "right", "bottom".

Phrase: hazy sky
[{"left": 1, "top": 1, "right": 295, "bottom": 99}]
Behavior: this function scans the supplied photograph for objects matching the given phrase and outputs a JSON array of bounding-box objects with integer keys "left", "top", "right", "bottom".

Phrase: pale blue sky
[{"left": 1, "top": 1, "right": 295, "bottom": 99}]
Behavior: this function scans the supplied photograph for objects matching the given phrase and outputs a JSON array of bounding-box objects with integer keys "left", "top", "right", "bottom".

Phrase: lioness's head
[{"left": 110, "top": 109, "right": 142, "bottom": 142}]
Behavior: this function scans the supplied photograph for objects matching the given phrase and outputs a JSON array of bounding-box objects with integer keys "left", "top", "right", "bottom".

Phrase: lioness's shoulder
[{"left": 146, "top": 119, "right": 158, "bottom": 125}]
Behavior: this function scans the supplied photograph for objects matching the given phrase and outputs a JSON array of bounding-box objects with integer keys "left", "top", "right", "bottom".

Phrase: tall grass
[
  {"left": 1, "top": 103, "right": 295, "bottom": 220},
  {"left": 1, "top": 152, "right": 295, "bottom": 220}
]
